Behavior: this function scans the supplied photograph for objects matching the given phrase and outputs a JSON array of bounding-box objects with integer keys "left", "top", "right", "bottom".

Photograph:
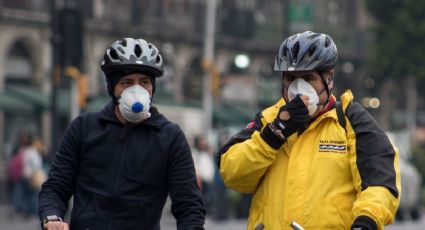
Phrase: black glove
[
  {"left": 350, "top": 216, "right": 377, "bottom": 230},
  {"left": 261, "top": 95, "right": 310, "bottom": 149}
]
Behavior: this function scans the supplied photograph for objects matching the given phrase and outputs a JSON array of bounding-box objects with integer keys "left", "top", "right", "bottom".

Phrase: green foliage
[
  {"left": 364, "top": 0, "right": 425, "bottom": 81},
  {"left": 412, "top": 146, "right": 425, "bottom": 186},
  {"left": 412, "top": 146, "right": 425, "bottom": 206},
  {"left": 364, "top": 0, "right": 402, "bottom": 23}
]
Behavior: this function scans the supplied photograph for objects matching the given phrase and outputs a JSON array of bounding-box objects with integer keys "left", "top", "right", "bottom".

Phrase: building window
[
  {"left": 5, "top": 41, "right": 33, "bottom": 85},
  {"left": 3, "top": 0, "right": 47, "bottom": 11}
]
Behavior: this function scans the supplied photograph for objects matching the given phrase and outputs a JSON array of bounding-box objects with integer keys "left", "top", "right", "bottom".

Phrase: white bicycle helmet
[
  {"left": 101, "top": 38, "right": 164, "bottom": 77},
  {"left": 101, "top": 38, "right": 164, "bottom": 99}
]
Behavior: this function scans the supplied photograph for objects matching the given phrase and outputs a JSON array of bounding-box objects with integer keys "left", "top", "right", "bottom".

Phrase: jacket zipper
[{"left": 107, "top": 128, "right": 130, "bottom": 230}]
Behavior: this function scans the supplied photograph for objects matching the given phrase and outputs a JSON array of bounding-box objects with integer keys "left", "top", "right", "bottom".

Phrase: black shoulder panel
[
  {"left": 345, "top": 102, "right": 399, "bottom": 198},
  {"left": 335, "top": 101, "right": 346, "bottom": 131}
]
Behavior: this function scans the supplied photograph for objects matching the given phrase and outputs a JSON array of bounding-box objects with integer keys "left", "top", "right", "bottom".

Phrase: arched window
[{"left": 5, "top": 40, "right": 33, "bottom": 85}]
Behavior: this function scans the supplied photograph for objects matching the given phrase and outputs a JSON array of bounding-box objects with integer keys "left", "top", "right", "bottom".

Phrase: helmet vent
[
  {"left": 156, "top": 55, "right": 161, "bottom": 64},
  {"left": 282, "top": 46, "right": 287, "bottom": 57},
  {"left": 308, "top": 45, "right": 317, "bottom": 56},
  {"left": 110, "top": 49, "right": 119, "bottom": 60},
  {"left": 117, "top": 47, "right": 125, "bottom": 54},
  {"left": 134, "top": 45, "right": 142, "bottom": 58},
  {"left": 325, "top": 37, "right": 331, "bottom": 47},
  {"left": 292, "top": 42, "right": 300, "bottom": 60},
  {"left": 309, "top": 33, "right": 321, "bottom": 39}
]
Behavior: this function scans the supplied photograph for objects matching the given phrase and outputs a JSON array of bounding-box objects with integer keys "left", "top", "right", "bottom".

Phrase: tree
[
  {"left": 365, "top": 0, "right": 425, "bottom": 88},
  {"left": 365, "top": 0, "right": 425, "bottom": 131}
]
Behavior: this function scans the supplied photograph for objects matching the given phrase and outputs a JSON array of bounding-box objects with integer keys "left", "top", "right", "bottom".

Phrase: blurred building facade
[{"left": 0, "top": 0, "right": 373, "bottom": 202}]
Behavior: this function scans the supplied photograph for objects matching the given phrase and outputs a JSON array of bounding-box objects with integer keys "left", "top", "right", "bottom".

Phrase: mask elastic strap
[
  {"left": 316, "top": 87, "right": 327, "bottom": 106},
  {"left": 317, "top": 71, "right": 332, "bottom": 106},
  {"left": 281, "top": 75, "right": 288, "bottom": 102}
]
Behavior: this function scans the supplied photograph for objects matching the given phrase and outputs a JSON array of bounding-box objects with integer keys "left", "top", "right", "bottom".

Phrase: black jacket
[{"left": 39, "top": 102, "right": 205, "bottom": 230}]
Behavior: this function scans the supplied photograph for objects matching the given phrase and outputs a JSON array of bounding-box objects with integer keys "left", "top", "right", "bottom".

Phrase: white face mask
[
  {"left": 118, "top": 85, "right": 151, "bottom": 123},
  {"left": 287, "top": 78, "right": 319, "bottom": 116}
]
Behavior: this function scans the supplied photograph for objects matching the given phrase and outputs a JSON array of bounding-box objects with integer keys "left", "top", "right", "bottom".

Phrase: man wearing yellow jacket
[{"left": 217, "top": 31, "right": 400, "bottom": 230}]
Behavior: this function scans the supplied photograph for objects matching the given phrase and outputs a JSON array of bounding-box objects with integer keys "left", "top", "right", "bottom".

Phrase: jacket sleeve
[
  {"left": 167, "top": 124, "right": 206, "bottom": 229},
  {"left": 217, "top": 112, "right": 280, "bottom": 194},
  {"left": 38, "top": 116, "right": 83, "bottom": 222},
  {"left": 346, "top": 103, "right": 401, "bottom": 230}
]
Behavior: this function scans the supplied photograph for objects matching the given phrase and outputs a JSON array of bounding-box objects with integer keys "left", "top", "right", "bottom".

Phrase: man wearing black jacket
[{"left": 38, "top": 38, "right": 206, "bottom": 230}]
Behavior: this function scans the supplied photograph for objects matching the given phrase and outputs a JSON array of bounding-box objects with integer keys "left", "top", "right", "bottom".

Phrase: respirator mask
[
  {"left": 118, "top": 85, "right": 151, "bottom": 123},
  {"left": 287, "top": 78, "right": 320, "bottom": 116}
]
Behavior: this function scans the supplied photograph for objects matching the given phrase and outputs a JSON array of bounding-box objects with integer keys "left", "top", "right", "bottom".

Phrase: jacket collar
[{"left": 306, "top": 95, "right": 340, "bottom": 131}]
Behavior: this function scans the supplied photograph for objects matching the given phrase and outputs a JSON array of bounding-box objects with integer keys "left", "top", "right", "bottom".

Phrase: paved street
[{"left": 2, "top": 203, "right": 425, "bottom": 230}]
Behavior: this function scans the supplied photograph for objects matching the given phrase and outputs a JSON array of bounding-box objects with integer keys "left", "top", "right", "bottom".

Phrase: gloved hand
[
  {"left": 274, "top": 95, "right": 310, "bottom": 137},
  {"left": 261, "top": 95, "right": 310, "bottom": 149}
]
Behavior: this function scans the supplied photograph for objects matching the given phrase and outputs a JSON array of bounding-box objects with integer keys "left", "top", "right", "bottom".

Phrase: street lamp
[{"left": 234, "top": 54, "right": 250, "bottom": 69}]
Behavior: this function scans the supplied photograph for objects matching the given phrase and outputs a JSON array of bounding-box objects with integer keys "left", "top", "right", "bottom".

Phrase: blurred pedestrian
[
  {"left": 7, "top": 132, "right": 32, "bottom": 217},
  {"left": 217, "top": 31, "right": 401, "bottom": 229},
  {"left": 192, "top": 135, "right": 216, "bottom": 214},
  {"left": 22, "top": 137, "right": 46, "bottom": 216},
  {"left": 212, "top": 128, "right": 232, "bottom": 221},
  {"left": 38, "top": 38, "right": 205, "bottom": 230}
]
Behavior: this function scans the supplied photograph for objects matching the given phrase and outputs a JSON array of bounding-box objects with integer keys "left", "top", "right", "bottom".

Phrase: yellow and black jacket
[{"left": 217, "top": 90, "right": 401, "bottom": 230}]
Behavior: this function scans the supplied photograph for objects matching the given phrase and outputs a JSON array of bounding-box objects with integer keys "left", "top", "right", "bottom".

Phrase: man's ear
[
  {"left": 328, "top": 69, "right": 335, "bottom": 81},
  {"left": 327, "top": 69, "right": 335, "bottom": 88}
]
